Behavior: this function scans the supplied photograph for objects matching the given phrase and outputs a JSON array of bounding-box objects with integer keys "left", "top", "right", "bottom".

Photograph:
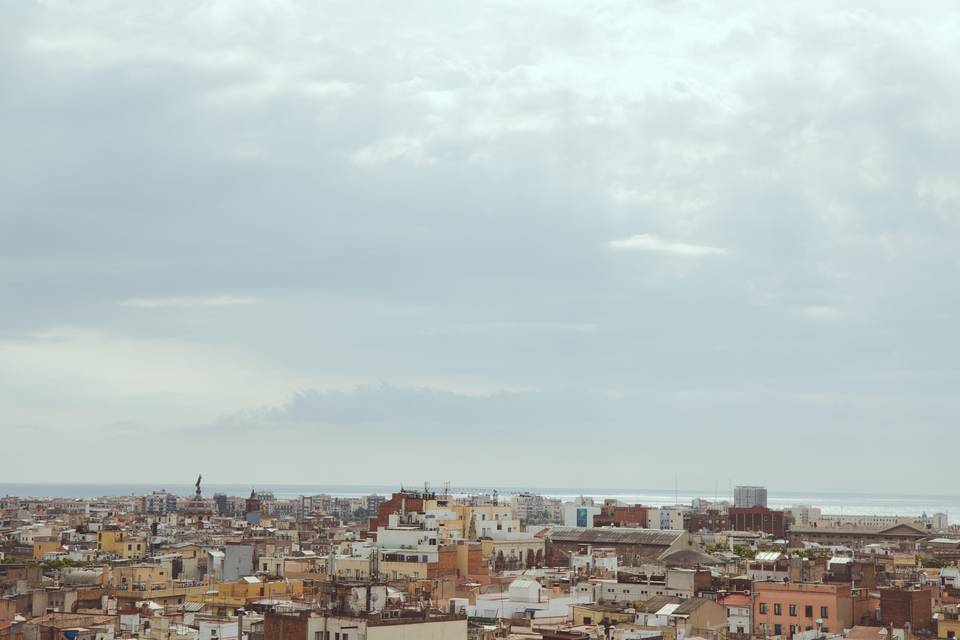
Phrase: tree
[
  {"left": 918, "top": 555, "right": 949, "bottom": 569},
  {"left": 733, "top": 545, "right": 756, "bottom": 559}
]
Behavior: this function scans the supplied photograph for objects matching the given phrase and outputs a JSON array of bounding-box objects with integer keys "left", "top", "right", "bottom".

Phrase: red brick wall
[
  {"left": 265, "top": 612, "right": 308, "bottom": 640},
  {"left": 729, "top": 507, "right": 785, "bottom": 538},
  {"left": 372, "top": 492, "right": 427, "bottom": 529},
  {"left": 880, "top": 588, "right": 932, "bottom": 632}
]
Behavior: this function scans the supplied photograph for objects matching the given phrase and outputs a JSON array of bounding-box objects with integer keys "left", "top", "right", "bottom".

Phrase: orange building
[{"left": 754, "top": 582, "right": 853, "bottom": 638}]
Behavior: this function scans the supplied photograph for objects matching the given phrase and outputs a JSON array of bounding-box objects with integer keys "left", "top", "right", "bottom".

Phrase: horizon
[{"left": 3, "top": 481, "right": 959, "bottom": 501}]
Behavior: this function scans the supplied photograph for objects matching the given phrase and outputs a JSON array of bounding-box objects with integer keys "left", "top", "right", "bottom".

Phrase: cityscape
[
  {"left": 2, "top": 482, "right": 959, "bottom": 639},
  {"left": 5, "top": 1, "right": 960, "bottom": 640}
]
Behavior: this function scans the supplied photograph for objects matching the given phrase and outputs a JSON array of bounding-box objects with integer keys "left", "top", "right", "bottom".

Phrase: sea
[{"left": 1, "top": 483, "right": 958, "bottom": 524}]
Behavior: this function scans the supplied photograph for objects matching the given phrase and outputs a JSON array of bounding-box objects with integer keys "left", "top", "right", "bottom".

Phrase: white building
[
  {"left": 786, "top": 506, "right": 822, "bottom": 527},
  {"left": 466, "top": 577, "right": 573, "bottom": 623},
  {"left": 374, "top": 521, "right": 441, "bottom": 574},
  {"left": 646, "top": 507, "right": 685, "bottom": 531},
  {"left": 563, "top": 497, "right": 602, "bottom": 528},
  {"left": 198, "top": 619, "right": 238, "bottom": 640},
  {"left": 471, "top": 511, "right": 521, "bottom": 539},
  {"left": 305, "top": 612, "right": 465, "bottom": 640},
  {"left": 512, "top": 493, "right": 562, "bottom": 522},
  {"left": 222, "top": 542, "right": 254, "bottom": 582},
  {"left": 720, "top": 594, "right": 752, "bottom": 635},
  {"left": 570, "top": 546, "right": 618, "bottom": 577},
  {"left": 940, "top": 566, "right": 960, "bottom": 589}
]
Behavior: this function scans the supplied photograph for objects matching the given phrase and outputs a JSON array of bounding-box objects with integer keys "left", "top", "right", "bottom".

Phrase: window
[
  {"left": 759, "top": 603, "right": 768, "bottom": 614},
  {"left": 820, "top": 606, "right": 829, "bottom": 619},
  {"left": 774, "top": 624, "right": 782, "bottom": 636},
  {"left": 789, "top": 604, "right": 797, "bottom": 616},
  {"left": 774, "top": 604, "right": 782, "bottom": 616},
  {"left": 314, "top": 633, "right": 322, "bottom": 640},
  {"left": 805, "top": 606, "right": 813, "bottom": 617}
]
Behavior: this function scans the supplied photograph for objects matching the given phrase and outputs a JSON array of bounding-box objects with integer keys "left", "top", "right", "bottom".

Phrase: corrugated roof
[
  {"left": 635, "top": 596, "right": 681, "bottom": 613},
  {"left": 673, "top": 597, "right": 715, "bottom": 616},
  {"left": 656, "top": 603, "right": 681, "bottom": 617},
  {"left": 790, "top": 524, "right": 927, "bottom": 536},
  {"left": 754, "top": 551, "right": 782, "bottom": 562}
]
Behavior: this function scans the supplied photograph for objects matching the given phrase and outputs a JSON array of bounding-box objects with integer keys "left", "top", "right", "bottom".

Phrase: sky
[{"left": 2, "top": 1, "right": 960, "bottom": 491}]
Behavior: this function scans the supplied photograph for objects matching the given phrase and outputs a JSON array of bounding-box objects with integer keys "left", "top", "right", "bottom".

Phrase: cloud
[
  {"left": 351, "top": 135, "right": 433, "bottom": 167},
  {"left": 120, "top": 296, "right": 258, "bottom": 308},
  {"left": 202, "top": 383, "right": 610, "bottom": 434},
  {"left": 608, "top": 234, "right": 729, "bottom": 256},
  {"left": 4, "top": 0, "right": 960, "bottom": 489}
]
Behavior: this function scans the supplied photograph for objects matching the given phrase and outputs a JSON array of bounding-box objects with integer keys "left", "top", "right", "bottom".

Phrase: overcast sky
[{"left": 3, "top": 1, "right": 960, "bottom": 491}]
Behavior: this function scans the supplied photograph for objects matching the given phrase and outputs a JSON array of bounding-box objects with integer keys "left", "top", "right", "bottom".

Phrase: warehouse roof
[{"left": 545, "top": 527, "right": 683, "bottom": 546}]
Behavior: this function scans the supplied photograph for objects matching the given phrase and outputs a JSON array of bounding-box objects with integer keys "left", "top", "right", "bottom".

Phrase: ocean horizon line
[{"left": 1, "top": 481, "right": 958, "bottom": 501}]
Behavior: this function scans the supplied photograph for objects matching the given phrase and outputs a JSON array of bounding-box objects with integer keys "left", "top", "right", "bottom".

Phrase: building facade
[{"left": 734, "top": 486, "right": 768, "bottom": 509}]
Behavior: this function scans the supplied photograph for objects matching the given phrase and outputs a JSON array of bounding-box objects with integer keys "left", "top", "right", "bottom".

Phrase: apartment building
[
  {"left": 264, "top": 610, "right": 467, "bottom": 640},
  {"left": 729, "top": 506, "right": 786, "bottom": 538},
  {"left": 754, "top": 582, "right": 853, "bottom": 638},
  {"left": 735, "top": 486, "right": 768, "bottom": 508},
  {"left": 144, "top": 490, "right": 178, "bottom": 515}
]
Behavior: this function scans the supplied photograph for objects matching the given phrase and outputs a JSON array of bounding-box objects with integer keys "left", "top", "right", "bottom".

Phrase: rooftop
[{"left": 546, "top": 527, "right": 683, "bottom": 546}]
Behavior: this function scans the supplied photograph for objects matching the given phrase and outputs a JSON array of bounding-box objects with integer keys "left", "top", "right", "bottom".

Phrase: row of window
[
  {"left": 758, "top": 603, "right": 828, "bottom": 618},
  {"left": 761, "top": 623, "right": 831, "bottom": 636},
  {"left": 314, "top": 632, "right": 350, "bottom": 640},
  {"left": 605, "top": 587, "right": 665, "bottom": 596}
]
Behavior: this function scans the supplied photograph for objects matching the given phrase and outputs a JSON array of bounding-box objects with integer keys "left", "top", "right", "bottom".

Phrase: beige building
[
  {"left": 111, "top": 564, "right": 172, "bottom": 591},
  {"left": 481, "top": 537, "right": 545, "bottom": 570},
  {"left": 332, "top": 556, "right": 373, "bottom": 580},
  {"left": 267, "top": 610, "right": 467, "bottom": 640},
  {"left": 97, "top": 529, "right": 146, "bottom": 559},
  {"left": 33, "top": 537, "right": 62, "bottom": 560}
]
